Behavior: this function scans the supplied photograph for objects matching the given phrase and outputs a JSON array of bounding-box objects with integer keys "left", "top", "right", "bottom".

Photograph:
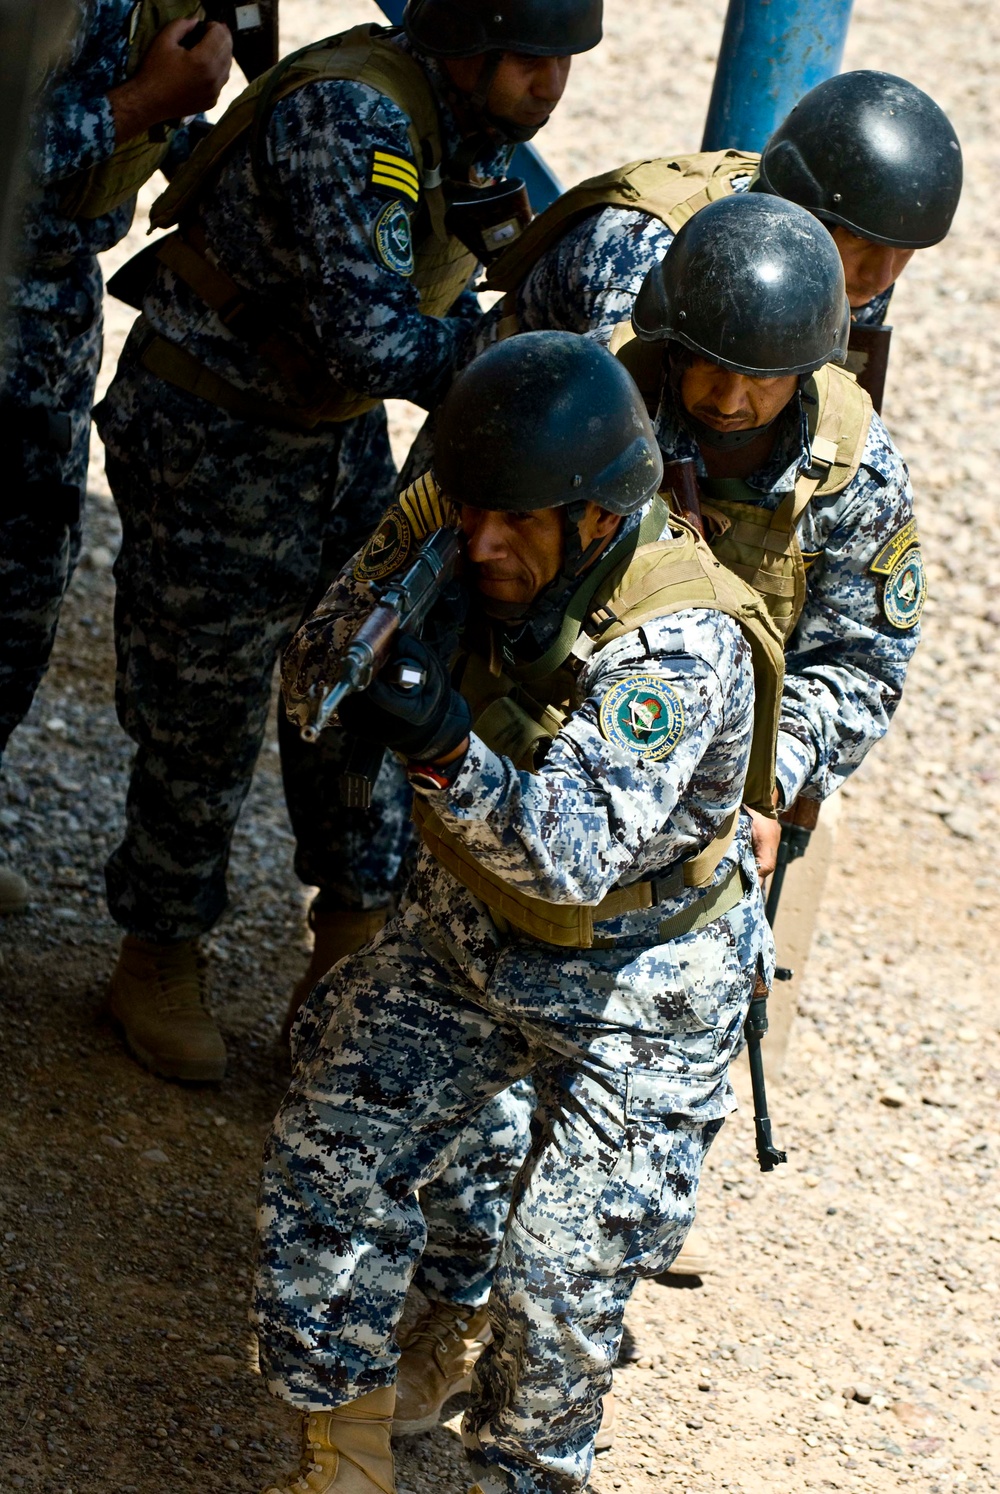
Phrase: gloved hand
[{"left": 338, "top": 634, "right": 471, "bottom": 763}]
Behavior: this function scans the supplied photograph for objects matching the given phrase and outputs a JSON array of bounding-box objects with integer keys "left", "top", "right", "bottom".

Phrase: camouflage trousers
[
  {"left": 0, "top": 255, "right": 103, "bottom": 758},
  {"left": 253, "top": 882, "right": 760, "bottom": 1492},
  {"left": 96, "top": 335, "right": 407, "bottom": 940}
]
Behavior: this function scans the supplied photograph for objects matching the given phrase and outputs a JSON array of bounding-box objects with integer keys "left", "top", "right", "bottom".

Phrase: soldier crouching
[{"left": 252, "top": 333, "right": 784, "bottom": 1494}]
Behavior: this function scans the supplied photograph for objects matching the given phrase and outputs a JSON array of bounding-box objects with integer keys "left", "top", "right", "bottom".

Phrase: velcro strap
[
  {"left": 656, "top": 860, "right": 746, "bottom": 942},
  {"left": 413, "top": 799, "right": 740, "bottom": 950},
  {"left": 726, "top": 520, "right": 792, "bottom": 554}
]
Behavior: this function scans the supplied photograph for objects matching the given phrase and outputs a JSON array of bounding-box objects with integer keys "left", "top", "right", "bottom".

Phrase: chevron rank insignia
[
  {"left": 369, "top": 148, "right": 419, "bottom": 203},
  {"left": 599, "top": 675, "right": 685, "bottom": 761}
]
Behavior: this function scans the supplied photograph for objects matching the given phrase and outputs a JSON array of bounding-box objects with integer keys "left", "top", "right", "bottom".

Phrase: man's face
[
  {"left": 680, "top": 357, "right": 799, "bottom": 433},
  {"left": 831, "top": 225, "right": 916, "bottom": 308},
  {"left": 445, "top": 52, "right": 572, "bottom": 132},
  {"left": 460, "top": 500, "right": 618, "bottom": 613}
]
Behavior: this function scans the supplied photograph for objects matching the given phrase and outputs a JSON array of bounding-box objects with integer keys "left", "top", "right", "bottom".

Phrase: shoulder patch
[
  {"left": 881, "top": 548, "right": 926, "bottom": 631},
  {"left": 372, "top": 198, "right": 415, "bottom": 276},
  {"left": 870, "top": 516, "right": 925, "bottom": 629},
  {"left": 354, "top": 506, "right": 413, "bottom": 583},
  {"left": 870, "top": 516, "right": 919, "bottom": 576},
  {"left": 599, "top": 675, "right": 686, "bottom": 761},
  {"left": 369, "top": 148, "right": 419, "bottom": 203}
]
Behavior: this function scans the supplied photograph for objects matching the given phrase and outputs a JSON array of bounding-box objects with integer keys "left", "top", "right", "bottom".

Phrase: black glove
[{"left": 337, "top": 634, "right": 472, "bottom": 763}]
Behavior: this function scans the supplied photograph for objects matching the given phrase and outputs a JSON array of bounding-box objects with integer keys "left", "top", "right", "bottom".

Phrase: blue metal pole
[
  {"left": 373, "top": 0, "right": 563, "bottom": 208},
  {"left": 702, "top": 0, "right": 854, "bottom": 153}
]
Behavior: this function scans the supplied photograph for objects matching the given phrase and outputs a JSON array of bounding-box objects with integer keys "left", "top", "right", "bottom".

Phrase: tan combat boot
[
  {"left": 0, "top": 865, "right": 28, "bottom": 914},
  {"left": 107, "top": 935, "right": 226, "bottom": 1082},
  {"left": 392, "top": 1299, "right": 491, "bottom": 1437},
  {"left": 282, "top": 907, "right": 389, "bottom": 1043},
  {"left": 264, "top": 1387, "right": 396, "bottom": 1494},
  {"left": 594, "top": 1389, "right": 617, "bottom": 1452},
  {"left": 662, "top": 1221, "right": 711, "bottom": 1278}
]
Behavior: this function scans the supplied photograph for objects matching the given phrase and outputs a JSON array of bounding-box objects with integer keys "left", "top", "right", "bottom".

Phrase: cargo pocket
[
  {"left": 509, "top": 1070, "right": 647, "bottom": 1279},
  {"left": 617, "top": 1075, "right": 725, "bottom": 1275},
  {"left": 511, "top": 1062, "right": 728, "bottom": 1281}
]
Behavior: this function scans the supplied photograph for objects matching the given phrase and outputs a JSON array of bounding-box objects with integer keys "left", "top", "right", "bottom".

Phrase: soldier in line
[
  {"left": 480, "top": 70, "right": 962, "bottom": 350},
  {"left": 259, "top": 329, "right": 785, "bottom": 1494},
  {"left": 92, "top": 0, "right": 602, "bottom": 1082},
  {"left": 377, "top": 193, "right": 926, "bottom": 1437},
  {"left": 0, "top": 0, "right": 232, "bottom": 914}
]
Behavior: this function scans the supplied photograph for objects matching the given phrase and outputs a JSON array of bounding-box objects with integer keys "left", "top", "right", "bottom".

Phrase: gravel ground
[{"left": 1, "top": 2, "right": 998, "bottom": 1491}]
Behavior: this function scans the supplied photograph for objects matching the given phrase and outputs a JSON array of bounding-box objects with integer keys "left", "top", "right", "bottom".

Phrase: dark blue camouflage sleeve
[
  {"left": 29, "top": 0, "right": 121, "bottom": 184},
  {"left": 268, "top": 80, "right": 477, "bottom": 407},
  {"left": 778, "top": 413, "right": 922, "bottom": 801}
]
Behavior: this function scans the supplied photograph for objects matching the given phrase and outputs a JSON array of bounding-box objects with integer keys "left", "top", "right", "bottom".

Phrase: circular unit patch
[
  {"left": 599, "top": 674, "right": 686, "bottom": 761},
  {"left": 882, "top": 547, "right": 926, "bottom": 630},
  {"left": 354, "top": 506, "right": 412, "bottom": 582},
  {"left": 373, "top": 199, "right": 415, "bottom": 276}
]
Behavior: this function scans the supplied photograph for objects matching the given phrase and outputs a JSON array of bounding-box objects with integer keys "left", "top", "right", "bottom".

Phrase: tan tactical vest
[
  {"left": 485, "top": 150, "right": 760, "bottom": 331},
  {"left": 610, "top": 324, "right": 873, "bottom": 641},
  {"left": 142, "top": 25, "right": 478, "bottom": 427},
  {"left": 412, "top": 498, "right": 785, "bottom": 948},
  {"left": 58, "top": 0, "right": 204, "bottom": 220}
]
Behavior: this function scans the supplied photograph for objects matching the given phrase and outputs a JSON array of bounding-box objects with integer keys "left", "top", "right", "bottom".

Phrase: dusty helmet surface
[
  {"left": 433, "top": 331, "right": 662, "bottom": 516},
  {"left": 632, "top": 193, "right": 851, "bottom": 378},
  {"left": 758, "top": 70, "right": 962, "bottom": 249}
]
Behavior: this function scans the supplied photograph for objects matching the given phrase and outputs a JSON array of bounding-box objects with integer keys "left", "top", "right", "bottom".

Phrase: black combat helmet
[
  {"left": 433, "top": 331, "right": 662, "bottom": 516},
  {"left": 632, "top": 193, "right": 850, "bottom": 378},
  {"left": 758, "top": 71, "right": 962, "bottom": 249},
  {"left": 404, "top": 0, "right": 603, "bottom": 58}
]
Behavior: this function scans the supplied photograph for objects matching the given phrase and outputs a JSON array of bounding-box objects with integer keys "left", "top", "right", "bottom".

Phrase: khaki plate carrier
[
  {"left": 141, "top": 24, "right": 478, "bottom": 428},
  {"left": 485, "top": 150, "right": 760, "bottom": 334},
  {"left": 59, "top": 0, "right": 204, "bottom": 220},
  {"left": 413, "top": 498, "right": 785, "bottom": 948},
  {"left": 611, "top": 322, "right": 873, "bottom": 641}
]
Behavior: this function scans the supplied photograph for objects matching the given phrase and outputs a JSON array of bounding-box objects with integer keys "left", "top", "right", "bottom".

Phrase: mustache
[
  {"left": 471, "top": 562, "right": 529, "bottom": 581},
  {"left": 689, "top": 402, "right": 756, "bottom": 426}
]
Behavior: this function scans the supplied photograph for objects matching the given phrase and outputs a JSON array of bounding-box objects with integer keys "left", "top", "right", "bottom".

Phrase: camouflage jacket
[
  {"left": 140, "top": 38, "right": 510, "bottom": 411},
  {"left": 473, "top": 191, "right": 891, "bottom": 355},
  {"left": 654, "top": 389, "right": 921, "bottom": 806},
  {"left": 23, "top": 0, "right": 138, "bottom": 264}
]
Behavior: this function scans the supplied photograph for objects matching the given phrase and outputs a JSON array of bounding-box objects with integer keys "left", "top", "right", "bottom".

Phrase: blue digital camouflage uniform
[
  {"left": 255, "top": 542, "right": 773, "bottom": 1491},
  {"left": 652, "top": 385, "right": 921, "bottom": 806},
  {"left": 395, "top": 186, "right": 907, "bottom": 1318},
  {"left": 473, "top": 186, "right": 891, "bottom": 355},
  {"left": 96, "top": 39, "right": 511, "bottom": 938},
  {"left": 402, "top": 186, "right": 893, "bottom": 479},
  {"left": 1, "top": 0, "right": 141, "bottom": 760}
]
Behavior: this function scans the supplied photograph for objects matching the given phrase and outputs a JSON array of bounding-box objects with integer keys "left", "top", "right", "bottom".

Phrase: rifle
[
  {"left": 299, "top": 526, "right": 461, "bottom": 744},
  {"left": 743, "top": 796, "right": 820, "bottom": 1171},
  {"left": 765, "top": 795, "right": 820, "bottom": 941},
  {"left": 662, "top": 456, "right": 705, "bottom": 539},
  {"left": 745, "top": 974, "right": 787, "bottom": 1172},
  {"left": 660, "top": 454, "right": 784, "bottom": 1170},
  {"left": 844, "top": 323, "right": 892, "bottom": 415}
]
